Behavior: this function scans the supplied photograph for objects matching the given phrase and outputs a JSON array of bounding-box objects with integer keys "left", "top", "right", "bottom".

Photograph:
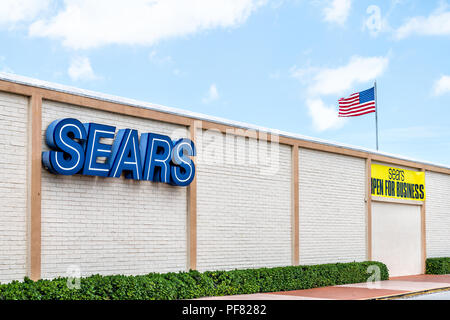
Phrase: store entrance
[{"left": 372, "top": 201, "right": 423, "bottom": 277}]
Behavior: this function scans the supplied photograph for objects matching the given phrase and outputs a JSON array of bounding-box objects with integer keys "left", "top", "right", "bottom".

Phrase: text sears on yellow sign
[{"left": 371, "top": 164, "right": 425, "bottom": 201}]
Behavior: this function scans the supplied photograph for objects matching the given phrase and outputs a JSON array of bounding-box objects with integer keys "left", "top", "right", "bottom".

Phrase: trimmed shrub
[
  {"left": 426, "top": 257, "right": 450, "bottom": 275},
  {"left": 0, "top": 261, "right": 388, "bottom": 300}
]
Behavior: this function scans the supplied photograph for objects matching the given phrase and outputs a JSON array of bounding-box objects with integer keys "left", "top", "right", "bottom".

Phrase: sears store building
[{"left": 0, "top": 73, "right": 449, "bottom": 283}]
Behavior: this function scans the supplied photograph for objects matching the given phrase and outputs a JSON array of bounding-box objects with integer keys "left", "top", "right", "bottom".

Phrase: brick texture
[
  {"left": 41, "top": 100, "right": 189, "bottom": 279},
  {"left": 0, "top": 92, "right": 28, "bottom": 283},
  {"left": 298, "top": 148, "right": 367, "bottom": 265},
  {"left": 196, "top": 129, "right": 292, "bottom": 271},
  {"left": 425, "top": 171, "right": 450, "bottom": 258},
  {"left": 2, "top": 88, "right": 450, "bottom": 282}
]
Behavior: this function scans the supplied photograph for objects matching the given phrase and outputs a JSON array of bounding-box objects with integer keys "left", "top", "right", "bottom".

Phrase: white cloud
[
  {"left": 293, "top": 55, "right": 389, "bottom": 96},
  {"left": 395, "top": 8, "right": 450, "bottom": 39},
  {"left": 149, "top": 50, "right": 173, "bottom": 66},
  {"left": 29, "top": 0, "right": 266, "bottom": 49},
  {"left": 202, "top": 84, "right": 219, "bottom": 103},
  {"left": 291, "top": 54, "right": 389, "bottom": 131},
  {"left": 68, "top": 56, "right": 97, "bottom": 81},
  {"left": 290, "top": 64, "right": 317, "bottom": 84},
  {"left": 323, "top": 0, "right": 352, "bottom": 25},
  {"left": 306, "top": 98, "right": 347, "bottom": 131},
  {"left": 433, "top": 75, "right": 450, "bottom": 96},
  {"left": 0, "top": 0, "right": 51, "bottom": 25}
]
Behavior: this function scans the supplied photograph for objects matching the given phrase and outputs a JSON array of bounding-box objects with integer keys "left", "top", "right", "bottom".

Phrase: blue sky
[{"left": 1, "top": 0, "right": 450, "bottom": 166}]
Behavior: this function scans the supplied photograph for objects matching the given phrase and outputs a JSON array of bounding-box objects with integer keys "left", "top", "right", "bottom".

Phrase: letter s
[
  {"left": 170, "top": 138, "right": 196, "bottom": 186},
  {"left": 42, "top": 118, "right": 87, "bottom": 175}
]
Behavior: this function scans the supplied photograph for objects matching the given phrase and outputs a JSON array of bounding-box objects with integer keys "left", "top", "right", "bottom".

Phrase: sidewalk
[{"left": 197, "top": 274, "right": 450, "bottom": 300}]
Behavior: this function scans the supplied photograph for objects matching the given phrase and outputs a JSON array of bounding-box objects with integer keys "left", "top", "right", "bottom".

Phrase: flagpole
[{"left": 374, "top": 80, "right": 379, "bottom": 151}]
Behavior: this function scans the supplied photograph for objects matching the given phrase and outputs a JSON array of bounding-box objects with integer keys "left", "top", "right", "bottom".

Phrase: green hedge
[
  {"left": 426, "top": 257, "right": 450, "bottom": 275},
  {"left": 0, "top": 261, "right": 388, "bottom": 300}
]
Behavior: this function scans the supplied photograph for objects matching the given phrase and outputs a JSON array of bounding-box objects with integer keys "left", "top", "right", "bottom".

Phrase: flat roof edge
[{"left": 0, "top": 72, "right": 449, "bottom": 171}]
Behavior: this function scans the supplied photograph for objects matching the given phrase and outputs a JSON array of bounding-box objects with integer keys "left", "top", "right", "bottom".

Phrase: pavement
[
  {"left": 398, "top": 288, "right": 450, "bottom": 300},
  {"left": 197, "top": 274, "right": 450, "bottom": 300}
]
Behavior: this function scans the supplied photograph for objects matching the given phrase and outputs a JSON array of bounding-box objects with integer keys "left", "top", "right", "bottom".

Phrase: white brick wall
[
  {"left": 425, "top": 171, "right": 450, "bottom": 258},
  {"left": 298, "top": 148, "right": 367, "bottom": 265},
  {"left": 0, "top": 92, "right": 28, "bottom": 283},
  {"left": 2, "top": 88, "right": 449, "bottom": 282},
  {"left": 196, "top": 129, "right": 292, "bottom": 271},
  {"left": 41, "top": 100, "right": 189, "bottom": 279}
]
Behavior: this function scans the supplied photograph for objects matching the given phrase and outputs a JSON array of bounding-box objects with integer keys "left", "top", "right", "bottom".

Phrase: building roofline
[{"left": 0, "top": 71, "right": 449, "bottom": 171}]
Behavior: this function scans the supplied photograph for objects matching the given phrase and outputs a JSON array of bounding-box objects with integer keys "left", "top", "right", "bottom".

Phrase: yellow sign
[{"left": 371, "top": 164, "right": 425, "bottom": 201}]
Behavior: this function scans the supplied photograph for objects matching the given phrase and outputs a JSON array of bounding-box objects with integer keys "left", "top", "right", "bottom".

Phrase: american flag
[{"left": 338, "top": 87, "right": 376, "bottom": 117}]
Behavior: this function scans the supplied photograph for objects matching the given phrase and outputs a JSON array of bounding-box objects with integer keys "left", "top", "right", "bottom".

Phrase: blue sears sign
[{"left": 42, "top": 118, "right": 196, "bottom": 187}]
